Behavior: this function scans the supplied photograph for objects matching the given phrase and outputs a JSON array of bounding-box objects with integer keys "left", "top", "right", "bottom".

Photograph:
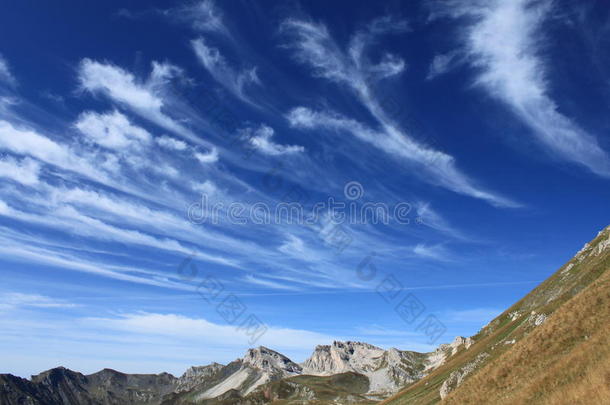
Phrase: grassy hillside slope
[
  {"left": 382, "top": 225, "right": 610, "bottom": 405},
  {"left": 442, "top": 261, "right": 609, "bottom": 404}
]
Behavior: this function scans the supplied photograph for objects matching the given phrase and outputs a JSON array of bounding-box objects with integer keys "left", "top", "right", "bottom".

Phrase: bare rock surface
[
  {"left": 301, "top": 341, "right": 429, "bottom": 395},
  {"left": 439, "top": 352, "right": 490, "bottom": 400}
]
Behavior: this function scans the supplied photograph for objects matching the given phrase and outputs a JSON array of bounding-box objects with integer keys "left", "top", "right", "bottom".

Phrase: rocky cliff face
[
  {"left": 302, "top": 341, "right": 385, "bottom": 375},
  {"left": 242, "top": 346, "right": 302, "bottom": 376},
  {"left": 301, "top": 341, "right": 430, "bottom": 395},
  {"left": 160, "top": 346, "right": 305, "bottom": 404},
  {"left": 175, "top": 363, "right": 225, "bottom": 393},
  {"left": 162, "top": 342, "right": 440, "bottom": 403},
  {"left": 425, "top": 336, "right": 474, "bottom": 372}
]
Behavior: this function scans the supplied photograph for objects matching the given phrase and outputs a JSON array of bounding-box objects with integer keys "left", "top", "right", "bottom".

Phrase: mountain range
[
  {"left": 1, "top": 225, "right": 608, "bottom": 404},
  {"left": 0, "top": 339, "right": 466, "bottom": 404}
]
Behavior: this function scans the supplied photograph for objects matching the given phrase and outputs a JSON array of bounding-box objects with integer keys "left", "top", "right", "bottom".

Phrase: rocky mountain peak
[
  {"left": 242, "top": 346, "right": 302, "bottom": 375},
  {"left": 30, "top": 367, "right": 87, "bottom": 385},
  {"left": 449, "top": 336, "right": 474, "bottom": 352},
  {"left": 332, "top": 340, "right": 381, "bottom": 350},
  {"left": 176, "top": 363, "right": 224, "bottom": 393},
  {"left": 302, "top": 341, "right": 412, "bottom": 375},
  {"left": 425, "top": 336, "right": 475, "bottom": 372},
  {"left": 180, "top": 363, "right": 223, "bottom": 379},
  {"left": 301, "top": 341, "right": 429, "bottom": 395}
]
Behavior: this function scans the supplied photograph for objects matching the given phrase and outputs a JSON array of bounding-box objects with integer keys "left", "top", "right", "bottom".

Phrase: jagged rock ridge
[
  {"left": 0, "top": 341, "right": 458, "bottom": 404},
  {"left": 0, "top": 367, "right": 177, "bottom": 405},
  {"left": 301, "top": 341, "right": 431, "bottom": 395}
]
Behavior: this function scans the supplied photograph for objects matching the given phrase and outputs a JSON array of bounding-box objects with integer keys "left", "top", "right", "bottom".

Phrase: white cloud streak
[
  {"left": 439, "top": 0, "right": 610, "bottom": 176},
  {"left": 154, "top": 134, "right": 219, "bottom": 165},
  {"left": 286, "top": 107, "right": 516, "bottom": 207},
  {"left": 0, "top": 199, "right": 238, "bottom": 268},
  {"left": 191, "top": 37, "right": 261, "bottom": 104},
  {"left": 242, "top": 125, "right": 304, "bottom": 156},
  {"left": 415, "top": 201, "right": 465, "bottom": 240},
  {"left": 0, "top": 54, "right": 17, "bottom": 86},
  {"left": 0, "top": 119, "right": 110, "bottom": 183},
  {"left": 242, "top": 274, "right": 300, "bottom": 291},
  {"left": 412, "top": 243, "right": 450, "bottom": 261},
  {"left": 75, "top": 110, "right": 151, "bottom": 150},
  {"left": 170, "top": 0, "right": 229, "bottom": 36},
  {"left": 78, "top": 59, "right": 206, "bottom": 145},
  {"left": 86, "top": 312, "right": 335, "bottom": 350},
  {"left": 0, "top": 156, "right": 40, "bottom": 186},
  {"left": 0, "top": 293, "right": 76, "bottom": 311},
  {"left": 156, "top": 135, "right": 188, "bottom": 151},
  {"left": 281, "top": 18, "right": 517, "bottom": 207},
  {"left": 426, "top": 50, "right": 463, "bottom": 80},
  {"left": 194, "top": 148, "right": 219, "bottom": 164},
  {"left": 0, "top": 234, "right": 193, "bottom": 291}
]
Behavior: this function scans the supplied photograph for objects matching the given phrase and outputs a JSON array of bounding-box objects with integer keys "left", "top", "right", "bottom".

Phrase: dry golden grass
[
  {"left": 443, "top": 270, "right": 610, "bottom": 405},
  {"left": 382, "top": 227, "right": 610, "bottom": 405}
]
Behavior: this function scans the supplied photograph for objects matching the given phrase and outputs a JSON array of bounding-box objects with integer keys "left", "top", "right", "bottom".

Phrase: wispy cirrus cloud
[
  {"left": 154, "top": 133, "right": 219, "bottom": 165},
  {"left": 0, "top": 119, "right": 111, "bottom": 184},
  {"left": 0, "top": 156, "right": 41, "bottom": 186},
  {"left": 75, "top": 110, "right": 152, "bottom": 150},
  {"left": 434, "top": 0, "right": 610, "bottom": 177},
  {"left": 191, "top": 38, "right": 261, "bottom": 104},
  {"left": 280, "top": 17, "right": 408, "bottom": 86},
  {"left": 0, "top": 292, "right": 76, "bottom": 311},
  {"left": 0, "top": 310, "right": 335, "bottom": 376},
  {"left": 0, "top": 230, "right": 193, "bottom": 291},
  {"left": 281, "top": 17, "right": 517, "bottom": 208},
  {"left": 426, "top": 50, "right": 463, "bottom": 80},
  {"left": 286, "top": 107, "right": 516, "bottom": 207},
  {"left": 156, "top": 135, "right": 188, "bottom": 151},
  {"left": 0, "top": 97, "right": 378, "bottom": 292},
  {"left": 194, "top": 148, "right": 219, "bottom": 164},
  {"left": 0, "top": 54, "right": 17, "bottom": 86},
  {"left": 78, "top": 59, "right": 210, "bottom": 147},
  {"left": 85, "top": 312, "right": 335, "bottom": 351},
  {"left": 415, "top": 201, "right": 466, "bottom": 240},
  {"left": 0, "top": 199, "right": 239, "bottom": 268},
  {"left": 411, "top": 243, "right": 451, "bottom": 261},
  {"left": 168, "top": 0, "right": 229, "bottom": 36},
  {"left": 240, "top": 124, "right": 304, "bottom": 156},
  {"left": 242, "top": 274, "right": 301, "bottom": 291}
]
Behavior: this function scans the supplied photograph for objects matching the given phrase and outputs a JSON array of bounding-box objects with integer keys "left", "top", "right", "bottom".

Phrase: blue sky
[{"left": 1, "top": 0, "right": 609, "bottom": 378}]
